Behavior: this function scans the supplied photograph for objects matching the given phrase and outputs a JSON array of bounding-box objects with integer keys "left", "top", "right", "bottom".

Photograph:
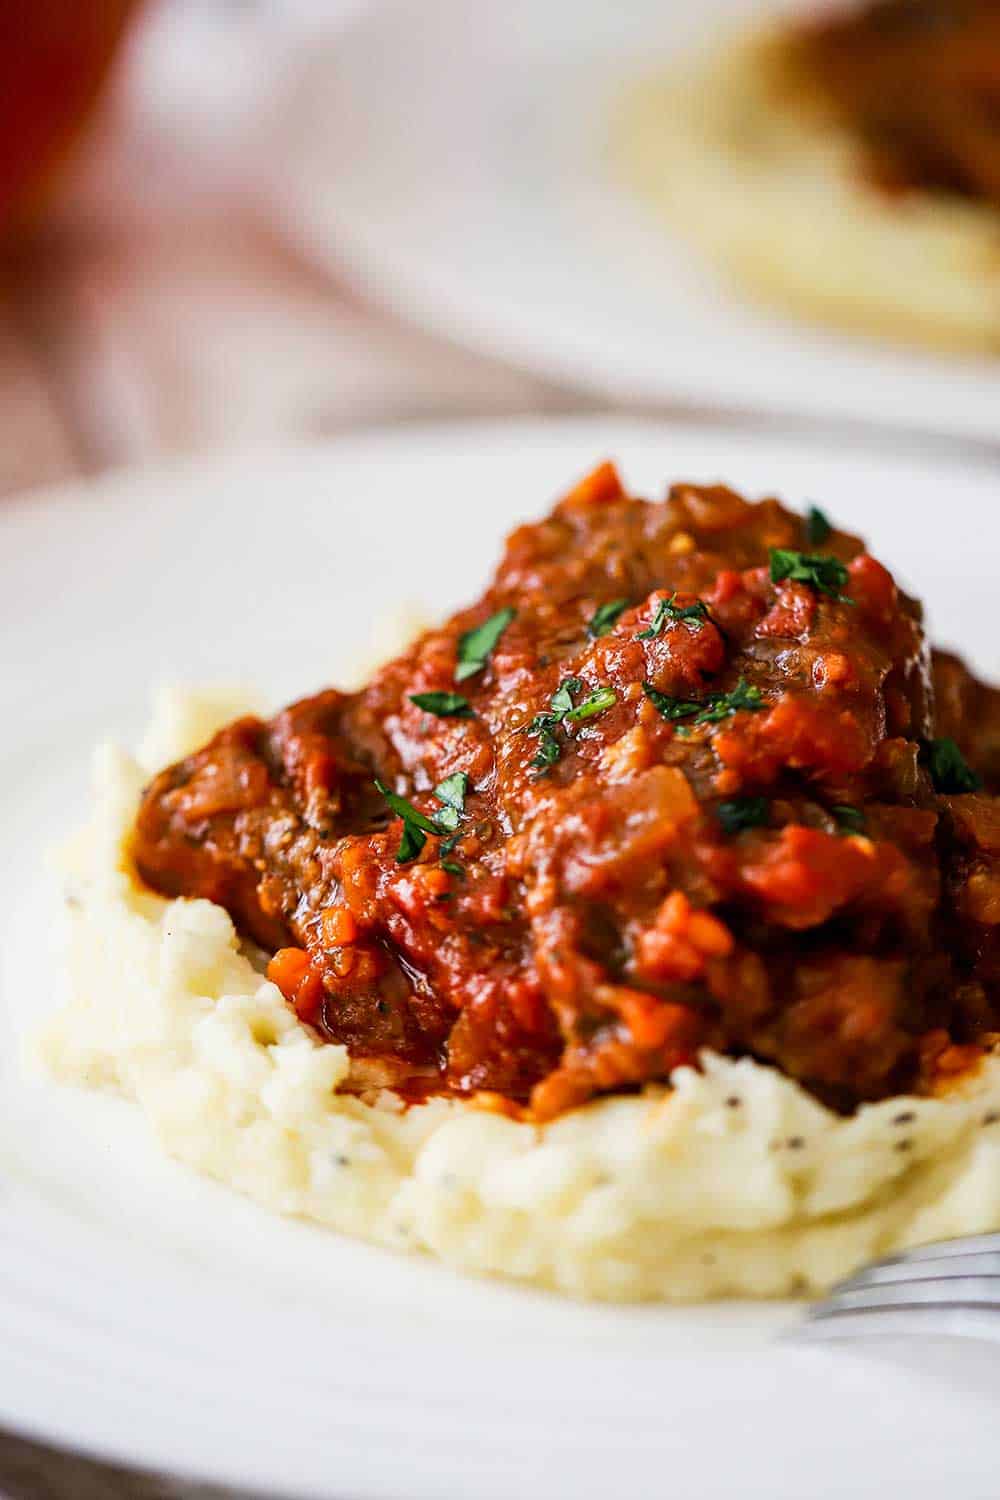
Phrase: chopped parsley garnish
[
  {"left": 409, "top": 690, "right": 472, "bottom": 718},
  {"left": 375, "top": 781, "right": 441, "bottom": 862},
  {"left": 693, "top": 679, "right": 764, "bottom": 723},
  {"left": 440, "top": 860, "right": 464, "bottom": 878},
  {"left": 769, "top": 548, "right": 851, "bottom": 601},
  {"left": 375, "top": 781, "right": 440, "bottom": 834},
  {"left": 565, "top": 686, "right": 618, "bottom": 722},
  {"left": 805, "top": 506, "right": 832, "bottom": 545},
  {"left": 641, "top": 684, "right": 701, "bottom": 722},
  {"left": 924, "top": 738, "right": 983, "bottom": 795},
  {"left": 431, "top": 771, "right": 469, "bottom": 832},
  {"left": 832, "top": 804, "right": 866, "bottom": 834},
  {"left": 547, "top": 676, "right": 582, "bottom": 716},
  {"left": 587, "top": 598, "right": 629, "bottom": 638},
  {"left": 643, "top": 677, "right": 764, "bottom": 726},
  {"left": 530, "top": 729, "right": 562, "bottom": 770},
  {"left": 717, "top": 797, "right": 769, "bottom": 834},
  {"left": 395, "top": 823, "right": 423, "bottom": 863},
  {"left": 525, "top": 677, "right": 617, "bottom": 771},
  {"left": 455, "top": 606, "right": 516, "bottom": 682},
  {"left": 375, "top": 772, "right": 470, "bottom": 863},
  {"left": 636, "top": 592, "right": 709, "bottom": 639}
]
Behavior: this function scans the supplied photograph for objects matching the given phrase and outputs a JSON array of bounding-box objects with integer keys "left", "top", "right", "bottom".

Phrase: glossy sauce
[{"left": 133, "top": 465, "right": 1000, "bottom": 1118}]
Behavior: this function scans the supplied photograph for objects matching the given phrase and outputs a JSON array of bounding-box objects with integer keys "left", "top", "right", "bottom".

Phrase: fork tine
[
  {"left": 809, "top": 1274, "right": 1000, "bottom": 1317},
  {"left": 856, "top": 1232, "right": 1000, "bottom": 1268},
  {"left": 790, "top": 1234, "right": 1000, "bottom": 1343},
  {"left": 835, "top": 1249, "right": 1000, "bottom": 1293},
  {"left": 790, "top": 1303, "right": 1000, "bottom": 1342}
]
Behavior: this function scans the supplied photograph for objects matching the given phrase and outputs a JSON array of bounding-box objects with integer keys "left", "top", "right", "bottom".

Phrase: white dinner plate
[
  {"left": 271, "top": 0, "right": 1000, "bottom": 447},
  {"left": 3, "top": 417, "right": 1000, "bottom": 1499}
]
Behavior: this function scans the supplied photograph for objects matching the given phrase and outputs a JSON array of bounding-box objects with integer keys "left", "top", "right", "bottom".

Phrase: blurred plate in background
[{"left": 272, "top": 0, "right": 1000, "bottom": 446}]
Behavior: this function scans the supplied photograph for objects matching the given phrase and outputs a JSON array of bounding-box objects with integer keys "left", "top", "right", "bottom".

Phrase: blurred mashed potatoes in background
[{"left": 617, "top": 0, "right": 1000, "bottom": 350}]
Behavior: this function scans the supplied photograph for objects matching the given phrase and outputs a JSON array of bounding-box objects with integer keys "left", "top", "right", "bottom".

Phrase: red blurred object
[{"left": 0, "top": 0, "right": 140, "bottom": 230}]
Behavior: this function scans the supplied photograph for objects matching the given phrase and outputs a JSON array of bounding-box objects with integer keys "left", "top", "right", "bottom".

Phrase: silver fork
[{"left": 792, "top": 1233, "right": 1000, "bottom": 1341}]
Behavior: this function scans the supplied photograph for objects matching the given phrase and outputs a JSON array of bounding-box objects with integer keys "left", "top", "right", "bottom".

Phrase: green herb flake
[
  {"left": 693, "top": 678, "right": 764, "bottom": 723},
  {"left": 397, "top": 821, "right": 426, "bottom": 863},
  {"left": 525, "top": 677, "right": 617, "bottom": 771},
  {"left": 375, "top": 773, "right": 470, "bottom": 863},
  {"left": 717, "top": 797, "right": 769, "bottom": 835},
  {"left": 805, "top": 506, "right": 832, "bottom": 545},
  {"left": 564, "top": 686, "right": 617, "bottom": 723},
  {"left": 530, "top": 727, "right": 562, "bottom": 771},
  {"left": 924, "top": 738, "right": 983, "bottom": 795},
  {"left": 548, "top": 676, "right": 583, "bottom": 717},
  {"left": 375, "top": 779, "right": 441, "bottom": 837},
  {"left": 455, "top": 606, "right": 516, "bottom": 683},
  {"left": 641, "top": 683, "right": 701, "bottom": 722},
  {"left": 832, "top": 804, "right": 866, "bottom": 834},
  {"left": 587, "top": 598, "right": 629, "bottom": 638},
  {"left": 643, "top": 677, "right": 764, "bottom": 726},
  {"left": 409, "top": 690, "right": 472, "bottom": 718},
  {"left": 769, "top": 548, "right": 851, "bottom": 602},
  {"left": 440, "top": 860, "right": 465, "bottom": 878},
  {"left": 430, "top": 771, "right": 469, "bottom": 832},
  {"left": 433, "top": 771, "right": 469, "bottom": 812},
  {"left": 636, "top": 593, "right": 709, "bottom": 640}
]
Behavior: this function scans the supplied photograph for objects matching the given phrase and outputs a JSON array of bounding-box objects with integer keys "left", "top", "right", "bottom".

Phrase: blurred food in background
[
  {"left": 268, "top": 0, "right": 1000, "bottom": 443},
  {"left": 0, "top": 1, "right": 139, "bottom": 233},
  {"left": 618, "top": 0, "right": 1000, "bottom": 351},
  {"left": 790, "top": 0, "right": 1000, "bottom": 206}
]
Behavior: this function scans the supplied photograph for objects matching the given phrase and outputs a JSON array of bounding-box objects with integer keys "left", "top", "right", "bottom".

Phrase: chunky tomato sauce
[
  {"left": 788, "top": 0, "right": 1000, "bottom": 205},
  {"left": 133, "top": 465, "right": 1000, "bottom": 1118}
]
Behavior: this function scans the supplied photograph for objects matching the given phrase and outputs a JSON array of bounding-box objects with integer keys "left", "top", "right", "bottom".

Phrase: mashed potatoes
[
  {"left": 40, "top": 687, "right": 1000, "bottom": 1302},
  {"left": 617, "top": 30, "right": 1000, "bottom": 352}
]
